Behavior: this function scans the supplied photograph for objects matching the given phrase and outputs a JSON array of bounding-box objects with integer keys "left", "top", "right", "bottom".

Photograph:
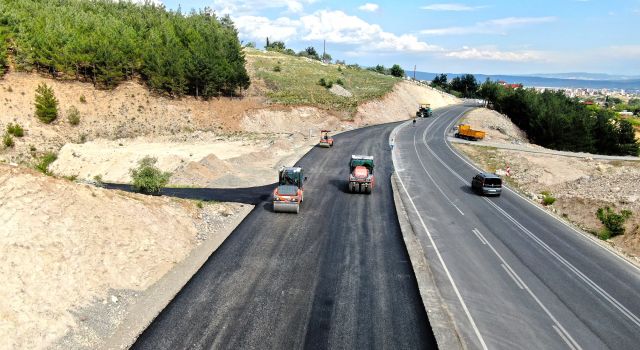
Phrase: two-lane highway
[
  {"left": 133, "top": 123, "right": 436, "bottom": 349},
  {"left": 394, "top": 104, "right": 640, "bottom": 349}
]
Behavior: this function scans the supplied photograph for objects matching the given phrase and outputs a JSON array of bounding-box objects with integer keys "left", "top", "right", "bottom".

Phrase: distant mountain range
[{"left": 410, "top": 71, "right": 640, "bottom": 91}]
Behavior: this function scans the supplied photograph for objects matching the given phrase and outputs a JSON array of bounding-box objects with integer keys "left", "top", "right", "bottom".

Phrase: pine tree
[{"left": 34, "top": 83, "right": 58, "bottom": 124}]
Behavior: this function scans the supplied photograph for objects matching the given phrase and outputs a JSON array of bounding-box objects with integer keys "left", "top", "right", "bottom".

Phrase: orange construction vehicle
[
  {"left": 348, "top": 155, "right": 375, "bottom": 194},
  {"left": 318, "top": 130, "right": 334, "bottom": 148},
  {"left": 455, "top": 124, "right": 486, "bottom": 141},
  {"left": 272, "top": 166, "right": 305, "bottom": 213}
]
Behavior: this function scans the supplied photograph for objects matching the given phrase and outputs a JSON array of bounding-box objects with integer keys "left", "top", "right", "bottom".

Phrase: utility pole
[
  {"left": 323, "top": 40, "right": 326, "bottom": 63},
  {"left": 413, "top": 65, "right": 416, "bottom": 80}
]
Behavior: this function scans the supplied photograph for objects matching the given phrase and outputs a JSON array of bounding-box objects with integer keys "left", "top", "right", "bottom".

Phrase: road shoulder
[
  {"left": 102, "top": 204, "right": 254, "bottom": 350},
  {"left": 390, "top": 173, "right": 464, "bottom": 350}
]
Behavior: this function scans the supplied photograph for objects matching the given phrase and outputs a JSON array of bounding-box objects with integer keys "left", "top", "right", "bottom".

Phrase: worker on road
[{"left": 412, "top": 118, "right": 416, "bottom": 127}]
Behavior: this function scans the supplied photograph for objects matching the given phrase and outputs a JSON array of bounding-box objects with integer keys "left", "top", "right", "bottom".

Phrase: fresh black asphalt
[{"left": 131, "top": 123, "right": 437, "bottom": 349}]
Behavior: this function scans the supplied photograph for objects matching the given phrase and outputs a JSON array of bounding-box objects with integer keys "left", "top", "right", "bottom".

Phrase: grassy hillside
[{"left": 246, "top": 49, "right": 399, "bottom": 113}]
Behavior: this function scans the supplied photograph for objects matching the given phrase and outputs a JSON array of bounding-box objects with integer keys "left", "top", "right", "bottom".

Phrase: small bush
[
  {"left": 130, "top": 156, "right": 171, "bottom": 194},
  {"left": 34, "top": 83, "right": 59, "bottom": 123},
  {"left": 7, "top": 123, "right": 24, "bottom": 137},
  {"left": 35, "top": 152, "right": 57, "bottom": 175},
  {"left": 273, "top": 65, "right": 281, "bottom": 72},
  {"left": 93, "top": 174, "right": 104, "bottom": 187},
  {"left": 63, "top": 174, "right": 78, "bottom": 181},
  {"left": 318, "top": 78, "right": 326, "bottom": 87},
  {"left": 325, "top": 80, "right": 333, "bottom": 88},
  {"left": 79, "top": 94, "right": 86, "bottom": 103},
  {"left": 596, "top": 206, "right": 632, "bottom": 239},
  {"left": 67, "top": 106, "right": 81, "bottom": 126},
  {"left": 6, "top": 86, "right": 13, "bottom": 92},
  {"left": 3, "top": 133, "right": 14, "bottom": 148},
  {"left": 336, "top": 79, "right": 344, "bottom": 86},
  {"left": 542, "top": 194, "right": 556, "bottom": 206}
]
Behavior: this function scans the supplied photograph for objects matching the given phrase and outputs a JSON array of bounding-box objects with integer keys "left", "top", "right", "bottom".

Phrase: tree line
[
  {"left": 0, "top": 0, "right": 250, "bottom": 97},
  {"left": 428, "top": 73, "right": 638, "bottom": 156},
  {"left": 477, "top": 80, "right": 639, "bottom": 156}
]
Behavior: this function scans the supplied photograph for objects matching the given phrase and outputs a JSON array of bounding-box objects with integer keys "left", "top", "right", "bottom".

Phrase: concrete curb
[
  {"left": 390, "top": 174, "right": 464, "bottom": 350},
  {"left": 101, "top": 204, "right": 254, "bottom": 350}
]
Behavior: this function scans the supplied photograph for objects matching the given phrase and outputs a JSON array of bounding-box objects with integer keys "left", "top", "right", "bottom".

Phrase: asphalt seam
[
  {"left": 101, "top": 205, "right": 254, "bottom": 350},
  {"left": 390, "top": 173, "right": 465, "bottom": 350}
]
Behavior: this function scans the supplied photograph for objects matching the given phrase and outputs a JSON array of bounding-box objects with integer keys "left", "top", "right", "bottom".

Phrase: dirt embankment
[
  {"left": 0, "top": 163, "right": 247, "bottom": 349},
  {"left": 456, "top": 108, "right": 640, "bottom": 259},
  {"left": 13, "top": 74, "right": 459, "bottom": 187}
]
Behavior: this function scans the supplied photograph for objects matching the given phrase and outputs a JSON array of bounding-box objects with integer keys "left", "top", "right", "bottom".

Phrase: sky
[{"left": 156, "top": 0, "right": 640, "bottom": 75}]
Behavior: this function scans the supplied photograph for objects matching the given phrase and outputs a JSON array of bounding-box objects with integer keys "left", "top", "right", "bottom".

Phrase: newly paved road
[
  {"left": 133, "top": 123, "right": 436, "bottom": 349},
  {"left": 394, "top": 104, "right": 640, "bottom": 349}
]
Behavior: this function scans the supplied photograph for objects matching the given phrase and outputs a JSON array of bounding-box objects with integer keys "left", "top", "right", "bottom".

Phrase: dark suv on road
[{"left": 471, "top": 173, "right": 502, "bottom": 196}]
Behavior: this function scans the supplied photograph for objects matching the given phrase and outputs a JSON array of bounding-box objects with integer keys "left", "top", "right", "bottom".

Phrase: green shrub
[
  {"left": 542, "top": 194, "right": 556, "bottom": 206},
  {"left": 325, "top": 80, "right": 333, "bottom": 88},
  {"left": 7, "top": 123, "right": 24, "bottom": 137},
  {"left": 3, "top": 133, "right": 14, "bottom": 148},
  {"left": 318, "top": 78, "right": 326, "bottom": 87},
  {"left": 79, "top": 94, "right": 86, "bottom": 103},
  {"left": 273, "top": 65, "right": 281, "bottom": 72},
  {"left": 336, "top": 79, "right": 344, "bottom": 86},
  {"left": 93, "top": 174, "right": 104, "bottom": 187},
  {"left": 34, "top": 83, "right": 58, "bottom": 123},
  {"left": 67, "top": 106, "right": 81, "bottom": 126},
  {"left": 596, "top": 206, "right": 632, "bottom": 239},
  {"left": 130, "top": 156, "right": 171, "bottom": 194},
  {"left": 35, "top": 152, "right": 57, "bottom": 175}
]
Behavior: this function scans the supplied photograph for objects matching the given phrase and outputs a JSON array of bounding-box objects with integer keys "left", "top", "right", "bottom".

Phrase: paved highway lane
[
  {"left": 133, "top": 123, "right": 436, "bottom": 349},
  {"left": 394, "top": 105, "right": 640, "bottom": 349}
]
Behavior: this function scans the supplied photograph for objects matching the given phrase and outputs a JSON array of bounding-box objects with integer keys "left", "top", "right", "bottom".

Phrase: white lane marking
[
  {"left": 475, "top": 228, "right": 582, "bottom": 350},
  {"left": 420, "top": 107, "right": 640, "bottom": 338},
  {"left": 500, "top": 264, "right": 524, "bottom": 290},
  {"left": 485, "top": 200, "right": 640, "bottom": 329},
  {"left": 411, "top": 129, "right": 464, "bottom": 216},
  {"left": 440, "top": 109, "right": 640, "bottom": 274},
  {"left": 553, "top": 325, "right": 579, "bottom": 350},
  {"left": 410, "top": 108, "right": 583, "bottom": 348},
  {"left": 471, "top": 228, "right": 488, "bottom": 245},
  {"left": 392, "top": 123, "right": 488, "bottom": 350},
  {"left": 435, "top": 110, "right": 640, "bottom": 328}
]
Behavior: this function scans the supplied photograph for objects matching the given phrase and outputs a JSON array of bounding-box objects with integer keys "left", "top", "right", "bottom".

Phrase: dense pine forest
[{"left": 0, "top": 0, "right": 250, "bottom": 97}]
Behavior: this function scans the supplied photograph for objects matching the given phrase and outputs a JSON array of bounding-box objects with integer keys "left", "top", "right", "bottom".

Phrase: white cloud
[
  {"left": 300, "top": 10, "right": 440, "bottom": 52},
  {"left": 358, "top": 3, "right": 379, "bottom": 12},
  {"left": 445, "top": 47, "right": 544, "bottom": 62},
  {"left": 421, "top": 3, "right": 484, "bottom": 11},
  {"left": 234, "top": 16, "right": 301, "bottom": 42},
  {"left": 421, "top": 16, "right": 556, "bottom": 36},
  {"left": 212, "top": 0, "right": 314, "bottom": 15}
]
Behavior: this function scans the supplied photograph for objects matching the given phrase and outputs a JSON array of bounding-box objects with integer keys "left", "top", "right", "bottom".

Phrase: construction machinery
[
  {"left": 318, "top": 130, "right": 334, "bottom": 148},
  {"left": 416, "top": 103, "right": 433, "bottom": 118},
  {"left": 273, "top": 166, "right": 305, "bottom": 213},
  {"left": 455, "top": 124, "right": 486, "bottom": 141},
  {"left": 348, "top": 155, "right": 375, "bottom": 194}
]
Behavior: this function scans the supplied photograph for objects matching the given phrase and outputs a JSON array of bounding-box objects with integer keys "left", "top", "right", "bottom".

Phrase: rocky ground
[{"left": 456, "top": 108, "right": 640, "bottom": 259}]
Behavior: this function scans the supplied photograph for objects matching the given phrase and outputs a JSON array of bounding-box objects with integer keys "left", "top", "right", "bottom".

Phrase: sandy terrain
[
  {"left": 455, "top": 108, "right": 640, "bottom": 259},
  {"left": 0, "top": 163, "right": 247, "bottom": 349},
  {"left": 0, "top": 67, "right": 460, "bottom": 349}
]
